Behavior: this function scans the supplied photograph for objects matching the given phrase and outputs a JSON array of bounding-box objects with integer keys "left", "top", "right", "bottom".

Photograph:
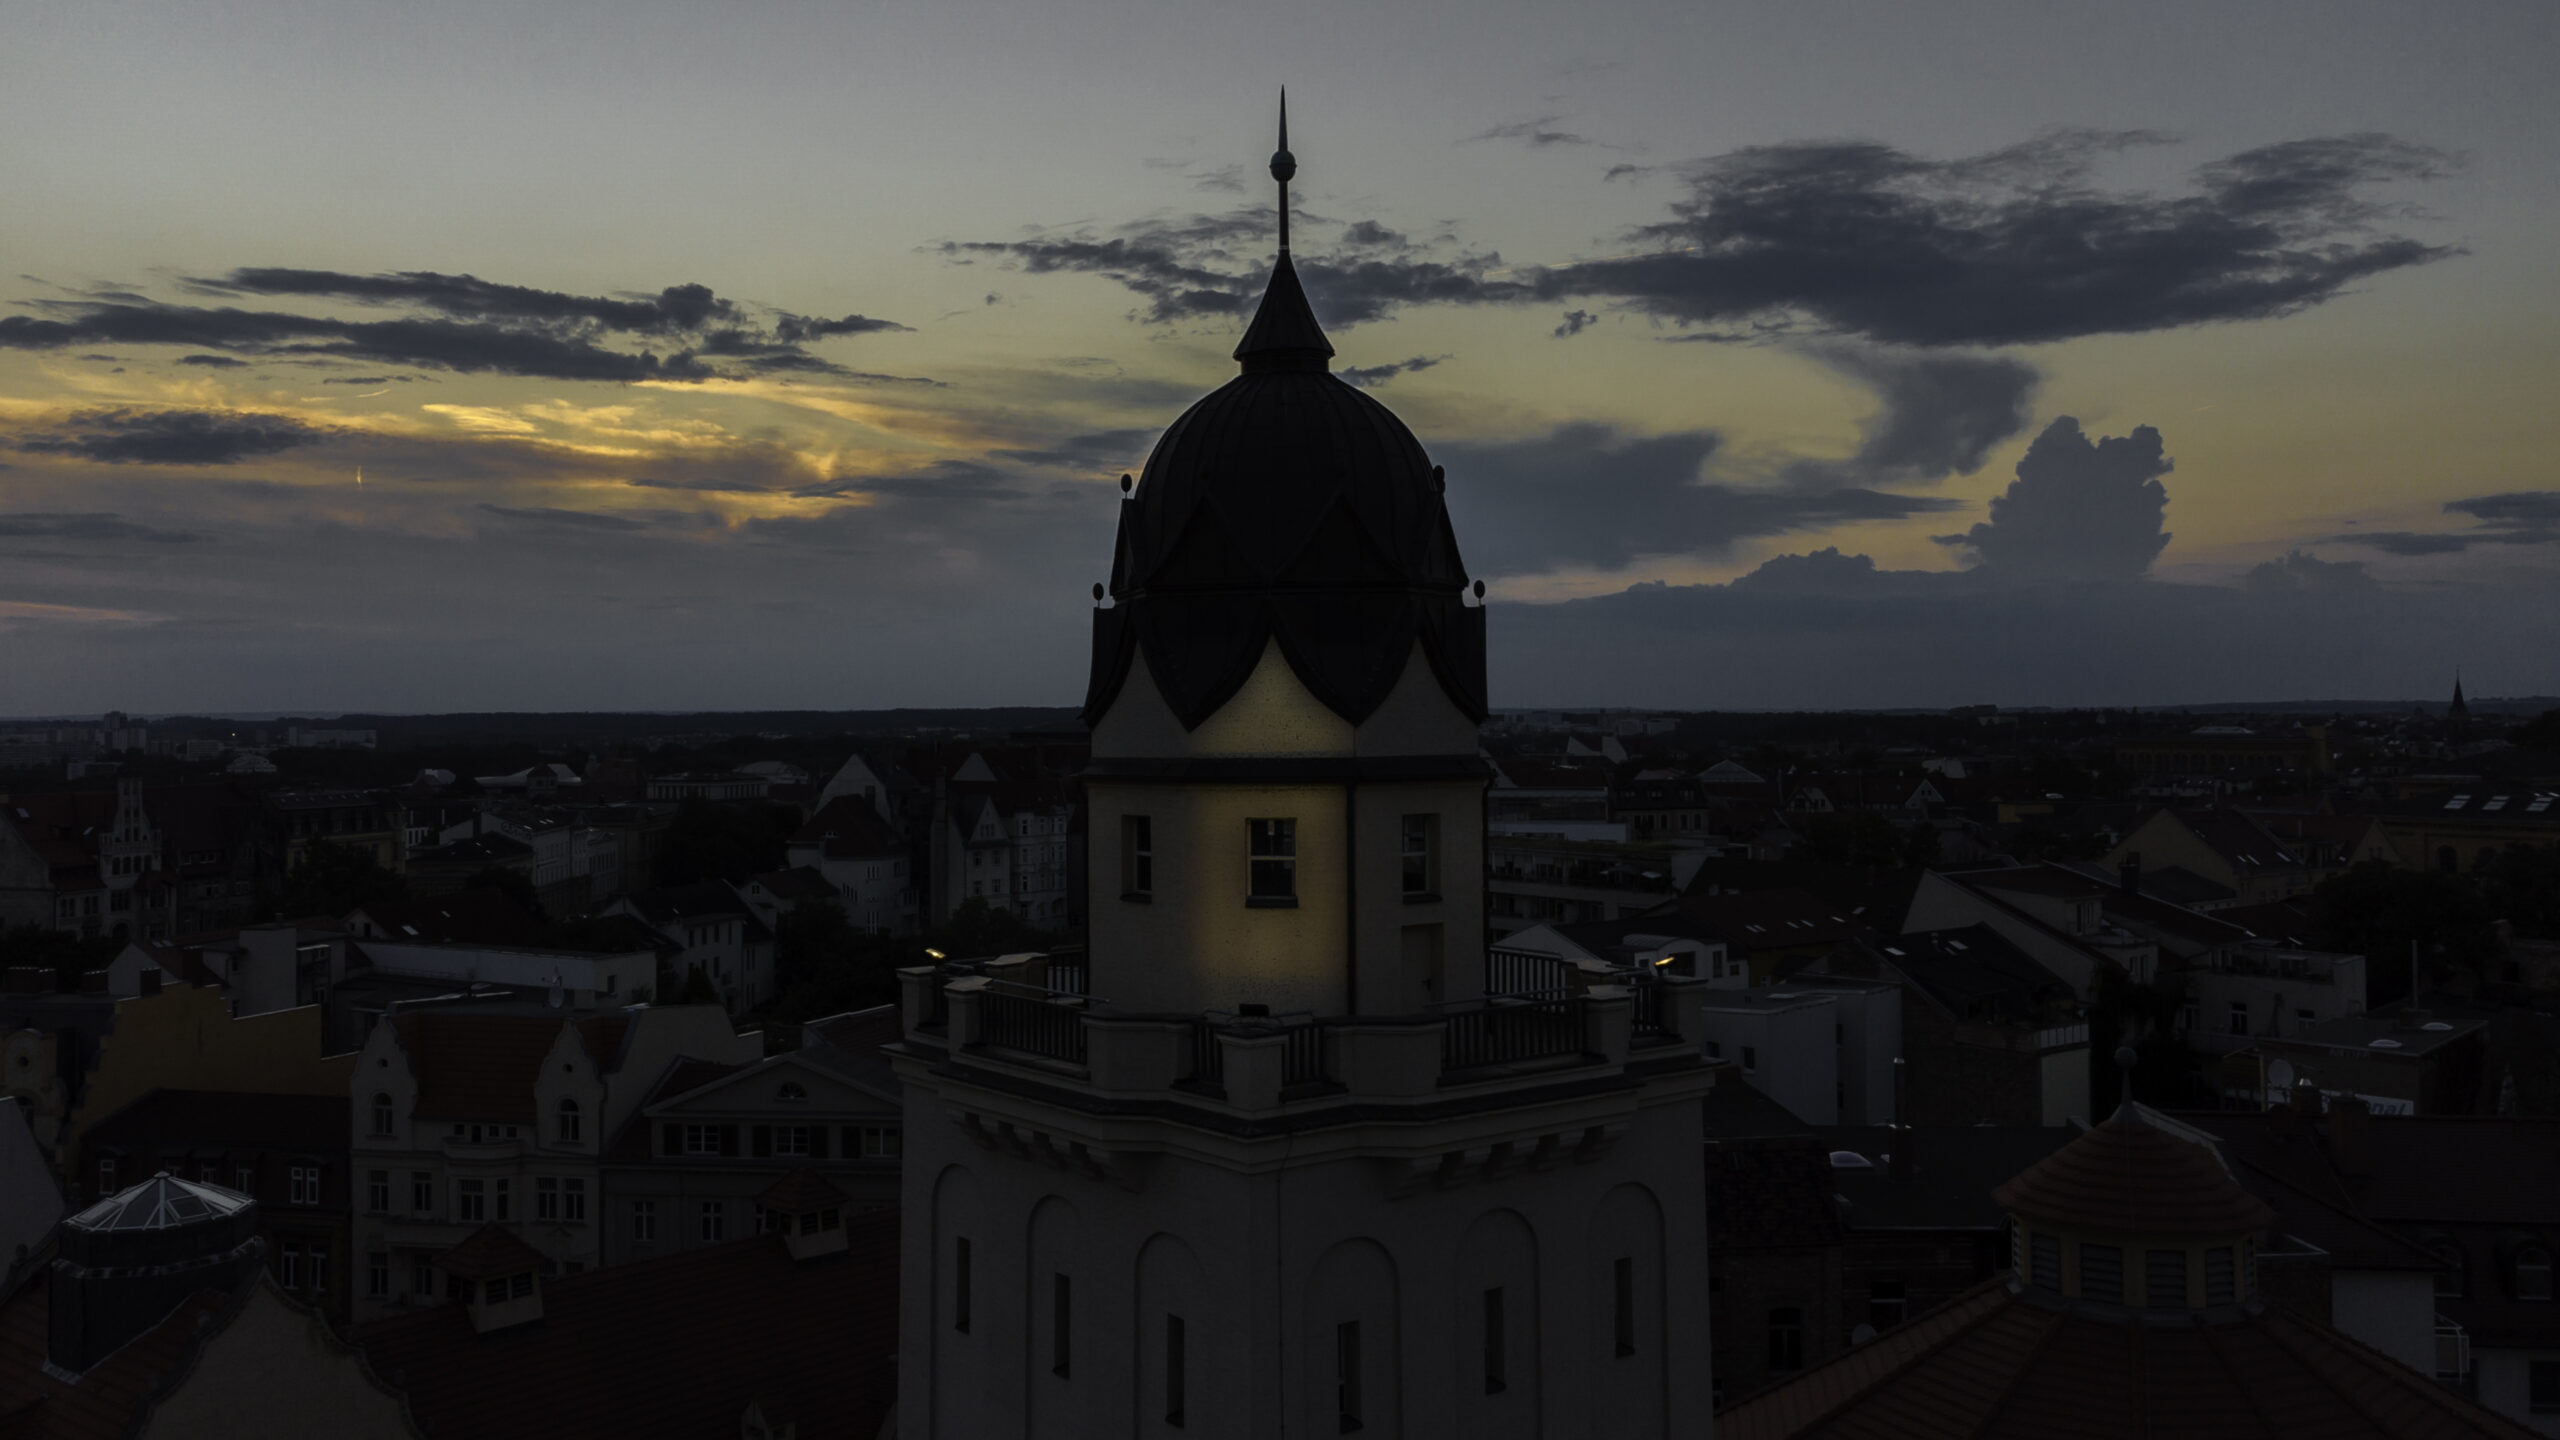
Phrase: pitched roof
[
  {"left": 622, "top": 881, "right": 751, "bottom": 925},
  {"left": 434, "top": 1222, "right": 550, "bottom": 1279},
  {"left": 791, "top": 798, "right": 902, "bottom": 861},
  {"left": 0, "top": 1270, "right": 232, "bottom": 1439},
  {"left": 1715, "top": 1276, "right": 2540, "bottom": 1439},
  {"left": 1992, "top": 1110, "right": 2276, "bottom": 1238},
  {"left": 757, "top": 1168, "right": 850, "bottom": 1214},
  {"left": 1659, "top": 890, "right": 1862, "bottom": 952},
  {"left": 748, "top": 866, "right": 839, "bottom": 903},
  {"left": 358, "top": 1218, "right": 898, "bottom": 1440},
  {"left": 387, "top": 1014, "right": 629, "bottom": 1123}
]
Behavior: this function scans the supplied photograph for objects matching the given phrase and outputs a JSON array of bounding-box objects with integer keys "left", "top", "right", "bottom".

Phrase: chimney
[
  {"left": 79, "top": 969, "right": 109, "bottom": 995},
  {"left": 2119, "top": 851, "right": 2142, "bottom": 898},
  {"left": 2327, "top": 1093, "right": 2373, "bottom": 1176},
  {"left": 1890, "top": 1056, "right": 1912, "bottom": 1179}
]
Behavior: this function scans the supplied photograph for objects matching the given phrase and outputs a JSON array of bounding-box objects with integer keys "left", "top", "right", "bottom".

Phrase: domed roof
[
  {"left": 65, "top": 1171, "right": 252, "bottom": 1232},
  {"left": 1084, "top": 192, "right": 1483, "bottom": 730},
  {"left": 1993, "top": 1108, "right": 2276, "bottom": 1239}
]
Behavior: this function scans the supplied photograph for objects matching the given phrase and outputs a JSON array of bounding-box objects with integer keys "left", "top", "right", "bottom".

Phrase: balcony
[{"left": 894, "top": 956, "right": 1710, "bottom": 1121}]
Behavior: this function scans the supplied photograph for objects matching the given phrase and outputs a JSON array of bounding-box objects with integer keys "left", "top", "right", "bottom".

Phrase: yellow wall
[{"left": 58, "top": 983, "right": 351, "bottom": 1175}]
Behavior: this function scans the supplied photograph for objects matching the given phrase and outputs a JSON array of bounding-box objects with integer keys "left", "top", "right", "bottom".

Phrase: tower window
[
  {"left": 2080, "top": 1243, "right": 2124, "bottom": 1303},
  {"left": 1052, "top": 1273, "right": 1073, "bottom": 1378},
  {"left": 1123, "top": 815, "right": 1153, "bottom": 900},
  {"left": 2146, "top": 1250, "right": 2190, "bottom": 1308},
  {"left": 2205, "top": 1246, "right": 2235, "bottom": 1304},
  {"left": 1335, "top": 1320, "right": 1363, "bottom": 1433},
  {"left": 1482, "top": 1286, "right": 1507, "bottom": 1394},
  {"left": 1614, "top": 1257, "right": 1637, "bottom": 1357},
  {"left": 1165, "top": 1314, "right": 1187, "bottom": 1427},
  {"left": 2032, "top": 1233, "right": 2062, "bottom": 1292},
  {"left": 1400, "top": 815, "right": 1438, "bottom": 897},
  {"left": 954, "top": 1238, "right": 972, "bottom": 1333},
  {"left": 1248, "top": 819, "right": 1297, "bottom": 904},
  {"left": 1766, "top": 1306, "right": 1803, "bottom": 1372}
]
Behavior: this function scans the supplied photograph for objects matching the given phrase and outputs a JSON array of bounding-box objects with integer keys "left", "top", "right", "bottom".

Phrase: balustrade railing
[
  {"left": 1629, "top": 974, "right": 1669, "bottom": 1039},
  {"left": 977, "top": 988, "right": 1088, "bottom": 1065},
  {"left": 1487, "top": 948, "right": 1574, "bottom": 998},
  {"left": 1440, "top": 992, "right": 1584, "bottom": 1071}
]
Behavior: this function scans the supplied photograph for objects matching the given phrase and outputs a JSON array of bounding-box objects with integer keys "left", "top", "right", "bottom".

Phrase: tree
[
  {"left": 2086, "top": 964, "right": 2196, "bottom": 1111},
  {"left": 273, "top": 837, "right": 407, "bottom": 920},
  {"left": 652, "top": 798, "right": 800, "bottom": 887},
  {"left": 461, "top": 865, "right": 546, "bottom": 922},
  {"left": 2308, "top": 860, "right": 2504, "bottom": 1003},
  {"left": 2472, "top": 843, "right": 2560, "bottom": 941},
  {"left": 2512, "top": 708, "right": 2560, "bottom": 753}
]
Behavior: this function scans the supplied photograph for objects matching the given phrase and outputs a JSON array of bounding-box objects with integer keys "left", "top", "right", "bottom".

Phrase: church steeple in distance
[{"left": 1233, "top": 90, "right": 1333, "bottom": 372}]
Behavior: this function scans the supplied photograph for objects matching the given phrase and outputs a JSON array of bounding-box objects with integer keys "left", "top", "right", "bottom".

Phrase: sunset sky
[{"left": 4, "top": 0, "right": 2556, "bottom": 713}]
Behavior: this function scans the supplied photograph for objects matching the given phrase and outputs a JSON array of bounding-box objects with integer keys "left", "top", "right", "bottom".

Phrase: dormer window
[
  {"left": 557, "top": 1097, "right": 581, "bottom": 1142},
  {"left": 371, "top": 1093, "right": 394, "bottom": 1137}
]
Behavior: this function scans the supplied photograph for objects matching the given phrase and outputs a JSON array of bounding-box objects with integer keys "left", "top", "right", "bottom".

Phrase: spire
[{"left": 1234, "top": 89, "right": 1334, "bottom": 373}]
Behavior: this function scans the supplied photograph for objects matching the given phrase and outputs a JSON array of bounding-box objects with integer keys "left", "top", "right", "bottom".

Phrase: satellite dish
[
  {"left": 1120, "top": 473, "right": 1133, "bottom": 495},
  {"left": 2267, "top": 1058, "right": 2295, "bottom": 1090}
]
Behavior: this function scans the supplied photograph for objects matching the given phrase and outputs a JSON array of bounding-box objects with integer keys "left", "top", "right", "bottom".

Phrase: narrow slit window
[
  {"left": 954, "top": 1238, "right": 972, "bottom": 1333},
  {"left": 1335, "top": 1320, "right": 1363, "bottom": 1433},
  {"left": 1124, "top": 814, "right": 1154, "bottom": 899},
  {"left": 1053, "top": 1273, "right": 1072, "bottom": 1377},
  {"left": 1165, "top": 1314, "right": 1186, "bottom": 1427},
  {"left": 1614, "top": 1256, "right": 1636, "bottom": 1357},
  {"left": 1400, "top": 814, "right": 1437, "bottom": 897},
  {"left": 1483, "top": 1286, "right": 1507, "bottom": 1394}
]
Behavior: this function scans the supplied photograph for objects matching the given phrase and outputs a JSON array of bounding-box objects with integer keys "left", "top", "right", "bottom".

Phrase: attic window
[
  {"left": 2444, "top": 795, "right": 2471, "bottom": 810},
  {"left": 777, "top": 1083, "right": 808, "bottom": 1102},
  {"left": 2483, "top": 796, "right": 2509, "bottom": 812},
  {"left": 2368, "top": 1037, "right": 2404, "bottom": 1049}
]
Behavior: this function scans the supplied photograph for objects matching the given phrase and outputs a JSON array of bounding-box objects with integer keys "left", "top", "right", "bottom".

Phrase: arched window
[
  {"left": 776, "top": 1083, "right": 808, "bottom": 1103},
  {"left": 2518, "top": 1246, "right": 2553, "bottom": 1302},
  {"left": 557, "top": 1097, "right": 581, "bottom": 1143},
  {"left": 370, "top": 1093, "right": 394, "bottom": 1137},
  {"left": 1766, "top": 1307, "right": 1804, "bottom": 1372}
]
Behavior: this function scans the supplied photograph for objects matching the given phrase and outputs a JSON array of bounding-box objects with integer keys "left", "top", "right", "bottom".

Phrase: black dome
[{"left": 1084, "top": 255, "right": 1486, "bottom": 731}]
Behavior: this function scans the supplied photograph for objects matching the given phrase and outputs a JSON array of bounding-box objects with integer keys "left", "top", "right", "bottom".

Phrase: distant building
[
  {"left": 2113, "top": 724, "right": 2333, "bottom": 781},
  {"left": 647, "top": 771, "right": 773, "bottom": 802},
  {"left": 785, "top": 797, "right": 917, "bottom": 933},
  {"left": 1486, "top": 833, "right": 1708, "bottom": 935},
  {"left": 602, "top": 882, "right": 774, "bottom": 1010}
]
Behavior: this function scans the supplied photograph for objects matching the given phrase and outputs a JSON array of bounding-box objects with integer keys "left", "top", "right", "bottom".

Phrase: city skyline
[{"left": 4, "top": 0, "right": 2556, "bottom": 711}]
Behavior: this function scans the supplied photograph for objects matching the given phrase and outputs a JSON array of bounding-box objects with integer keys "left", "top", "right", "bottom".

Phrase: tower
[
  {"left": 2445, "top": 673, "right": 2472, "bottom": 743},
  {"left": 891, "top": 104, "right": 1718, "bottom": 1440}
]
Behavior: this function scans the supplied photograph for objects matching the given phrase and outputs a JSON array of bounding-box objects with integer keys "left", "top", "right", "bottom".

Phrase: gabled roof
[
  {"left": 1871, "top": 927, "right": 2070, "bottom": 1023},
  {"left": 387, "top": 1014, "right": 630, "bottom": 1123},
  {"left": 790, "top": 799, "right": 900, "bottom": 861},
  {"left": 748, "top": 866, "right": 841, "bottom": 902},
  {"left": 0, "top": 1270, "right": 234, "bottom": 1437},
  {"left": 357, "top": 1219, "right": 899, "bottom": 1440},
  {"left": 434, "top": 1221, "right": 549, "bottom": 1279}
]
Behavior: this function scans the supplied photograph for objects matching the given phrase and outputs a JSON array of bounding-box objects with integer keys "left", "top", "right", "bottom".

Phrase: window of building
[
  {"left": 776, "top": 1126, "right": 812, "bottom": 1157},
  {"left": 1122, "top": 815, "right": 1153, "bottom": 899},
  {"left": 2517, "top": 1246, "right": 2553, "bottom": 1302},
  {"left": 1335, "top": 1320, "right": 1363, "bottom": 1434},
  {"left": 96, "top": 1158, "right": 115, "bottom": 1195},
  {"left": 632, "top": 1199, "right": 657, "bottom": 1243},
  {"left": 563, "top": 1177, "right": 586, "bottom": 1222},
  {"left": 1248, "top": 819, "right": 1297, "bottom": 903},
  {"left": 412, "top": 1172, "right": 434, "bottom": 1214},
  {"left": 289, "top": 1166, "right": 320, "bottom": 1205},
  {"left": 2433, "top": 1243, "right": 2466, "bottom": 1298},
  {"left": 280, "top": 1241, "right": 302, "bottom": 1290},
  {"left": 371, "top": 1093, "right": 394, "bottom": 1137},
  {"left": 2080, "top": 1243, "right": 2124, "bottom": 1303},
  {"left": 537, "top": 1176, "right": 559, "bottom": 1220},
  {"left": 1051, "top": 1273, "right": 1073, "bottom": 1378},
  {"left": 1482, "top": 1286, "right": 1507, "bottom": 1394},
  {"left": 2228, "top": 1001, "right": 2250, "bottom": 1037},
  {"left": 2205, "top": 1246, "right": 2236, "bottom": 1305},
  {"left": 1869, "top": 1279, "right": 1907, "bottom": 1329},
  {"left": 682, "top": 1124, "right": 723, "bottom": 1156},
  {"left": 1767, "top": 1307, "right": 1804, "bottom": 1372},
  {"left": 850, "top": 1125, "right": 902, "bottom": 1158},
  {"left": 1165, "top": 1314, "right": 1187, "bottom": 1427},
  {"left": 1741, "top": 1046, "right": 1758, "bottom": 1074},
  {"left": 954, "top": 1238, "right": 973, "bottom": 1334},
  {"left": 557, "top": 1098, "right": 580, "bottom": 1143},
  {"left": 309, "top": 1245, "right": 329, "bottom": 1296},
  {"left": 1400, "top": 815, "right": 1438, "bottom": 898},
  {"left": 367, "top": 1253, "right": 390, "bottom": 1298},
  {"left": 456, "top": 1178, "right": 485, "bottom": 1222},
  {"left": 2530, "top": 1360, "right": 2560, "bottom": 1415},
  {"left": 2146, "top": 1249, "right": 2190, "bottom": 1308},
  {"left": 495, "top": 1177, "right": 511, "bottom": 1221},
  {"left": 367, "top": 1170, "right": 389, "bottom": 1213},
  {"left": 1614, "top": 1256, "right": 1637, "bottom": 1357},
  {"left": 412, "top": 1253, "right": 436, "bottom": 1297},
  {"left": 699, "top": 1199, "right": 726, "bottom": 1242},
  {"left": 2295, "top": 1007, "right": 2316, "bottom": 1030}
]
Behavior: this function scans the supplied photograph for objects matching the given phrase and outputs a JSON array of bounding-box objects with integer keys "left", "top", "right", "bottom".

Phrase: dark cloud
[
  {"left": 989, "top": 429, "right": 1156, "bottom": 473},
  {"left": 772, "top": 312, "right": 912, "bottom": 343},
  {"left": 964, "top": 131, "right": 2450, "bottom": 348},
  {"left": 15, "top": 407, "right": 329, "bottom": 466},
  {"left": 0, "top": 512, "right": 200, "bottom": 544},
  {"left": 1337, "top": 354, "right": 1447, "bottom": 388},
  {"left": 1553, "top": 310, "right": 1596, "bottom": 338},
  {"left": 1777, "top": 348, "right": 2039, "bottom": 493},
  {"left": 2330, "top": 490, "right": 2560, "bottom": 554},
  {"left": 1467, "top": 116, "right": 1595, "bottom": 148},
  {"left": 2245, "top": 549, "right": 2376, "bottom": 592},
  {"left": 1, "top": 266, "right": 912, "bottom": 382},
  {"left": 1935, "top": 416, "right": 2170, "bottom": 579},
  {"left": 1536, "top": 131, "right": 2455, "bottom": 346},
  {"left": 1602, "top": 164, "right": 1655, "bottom": 183},
  {"left": 1438, "top": 422, "right": 1961, "bottom": 577},
  {"left": 318, "top": 375, "right": 417, "bottom": 385},
  {"left": 176, "top": 354, "right": 248, "bottom": 368},
  {"left": 476, "top": 504, "right": 649, "bottom": 531}
]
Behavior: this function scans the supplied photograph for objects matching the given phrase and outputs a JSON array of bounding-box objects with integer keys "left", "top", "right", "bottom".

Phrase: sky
[{"left": 3, "top": 0, "right": 2557, "bottom": 714}]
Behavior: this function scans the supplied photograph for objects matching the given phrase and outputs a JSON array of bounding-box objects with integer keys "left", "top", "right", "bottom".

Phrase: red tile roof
[
  {"left": 389, "top": 1014, "right": 630, "bottom": 1123},
  {"left": 0, "top": 1270, "right": 231, "bottom": 1440},
  {"left": 1717, "top": 1275, "right": 2539, "bottom": 1439},
  {"left": 358, "top": 1215, "right": 898, "bottom": 1440},
  {"left": 757, "top": 1168, "right": 850, "bottom": 1214},
  {"left": 1992, "top": 1111, "right": 2275, "bottom": 1238}
]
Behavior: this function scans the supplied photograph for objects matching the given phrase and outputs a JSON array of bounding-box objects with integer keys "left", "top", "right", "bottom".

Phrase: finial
[{"left": 1270, "top": 88, "right": 1296, "bottom": 254}]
